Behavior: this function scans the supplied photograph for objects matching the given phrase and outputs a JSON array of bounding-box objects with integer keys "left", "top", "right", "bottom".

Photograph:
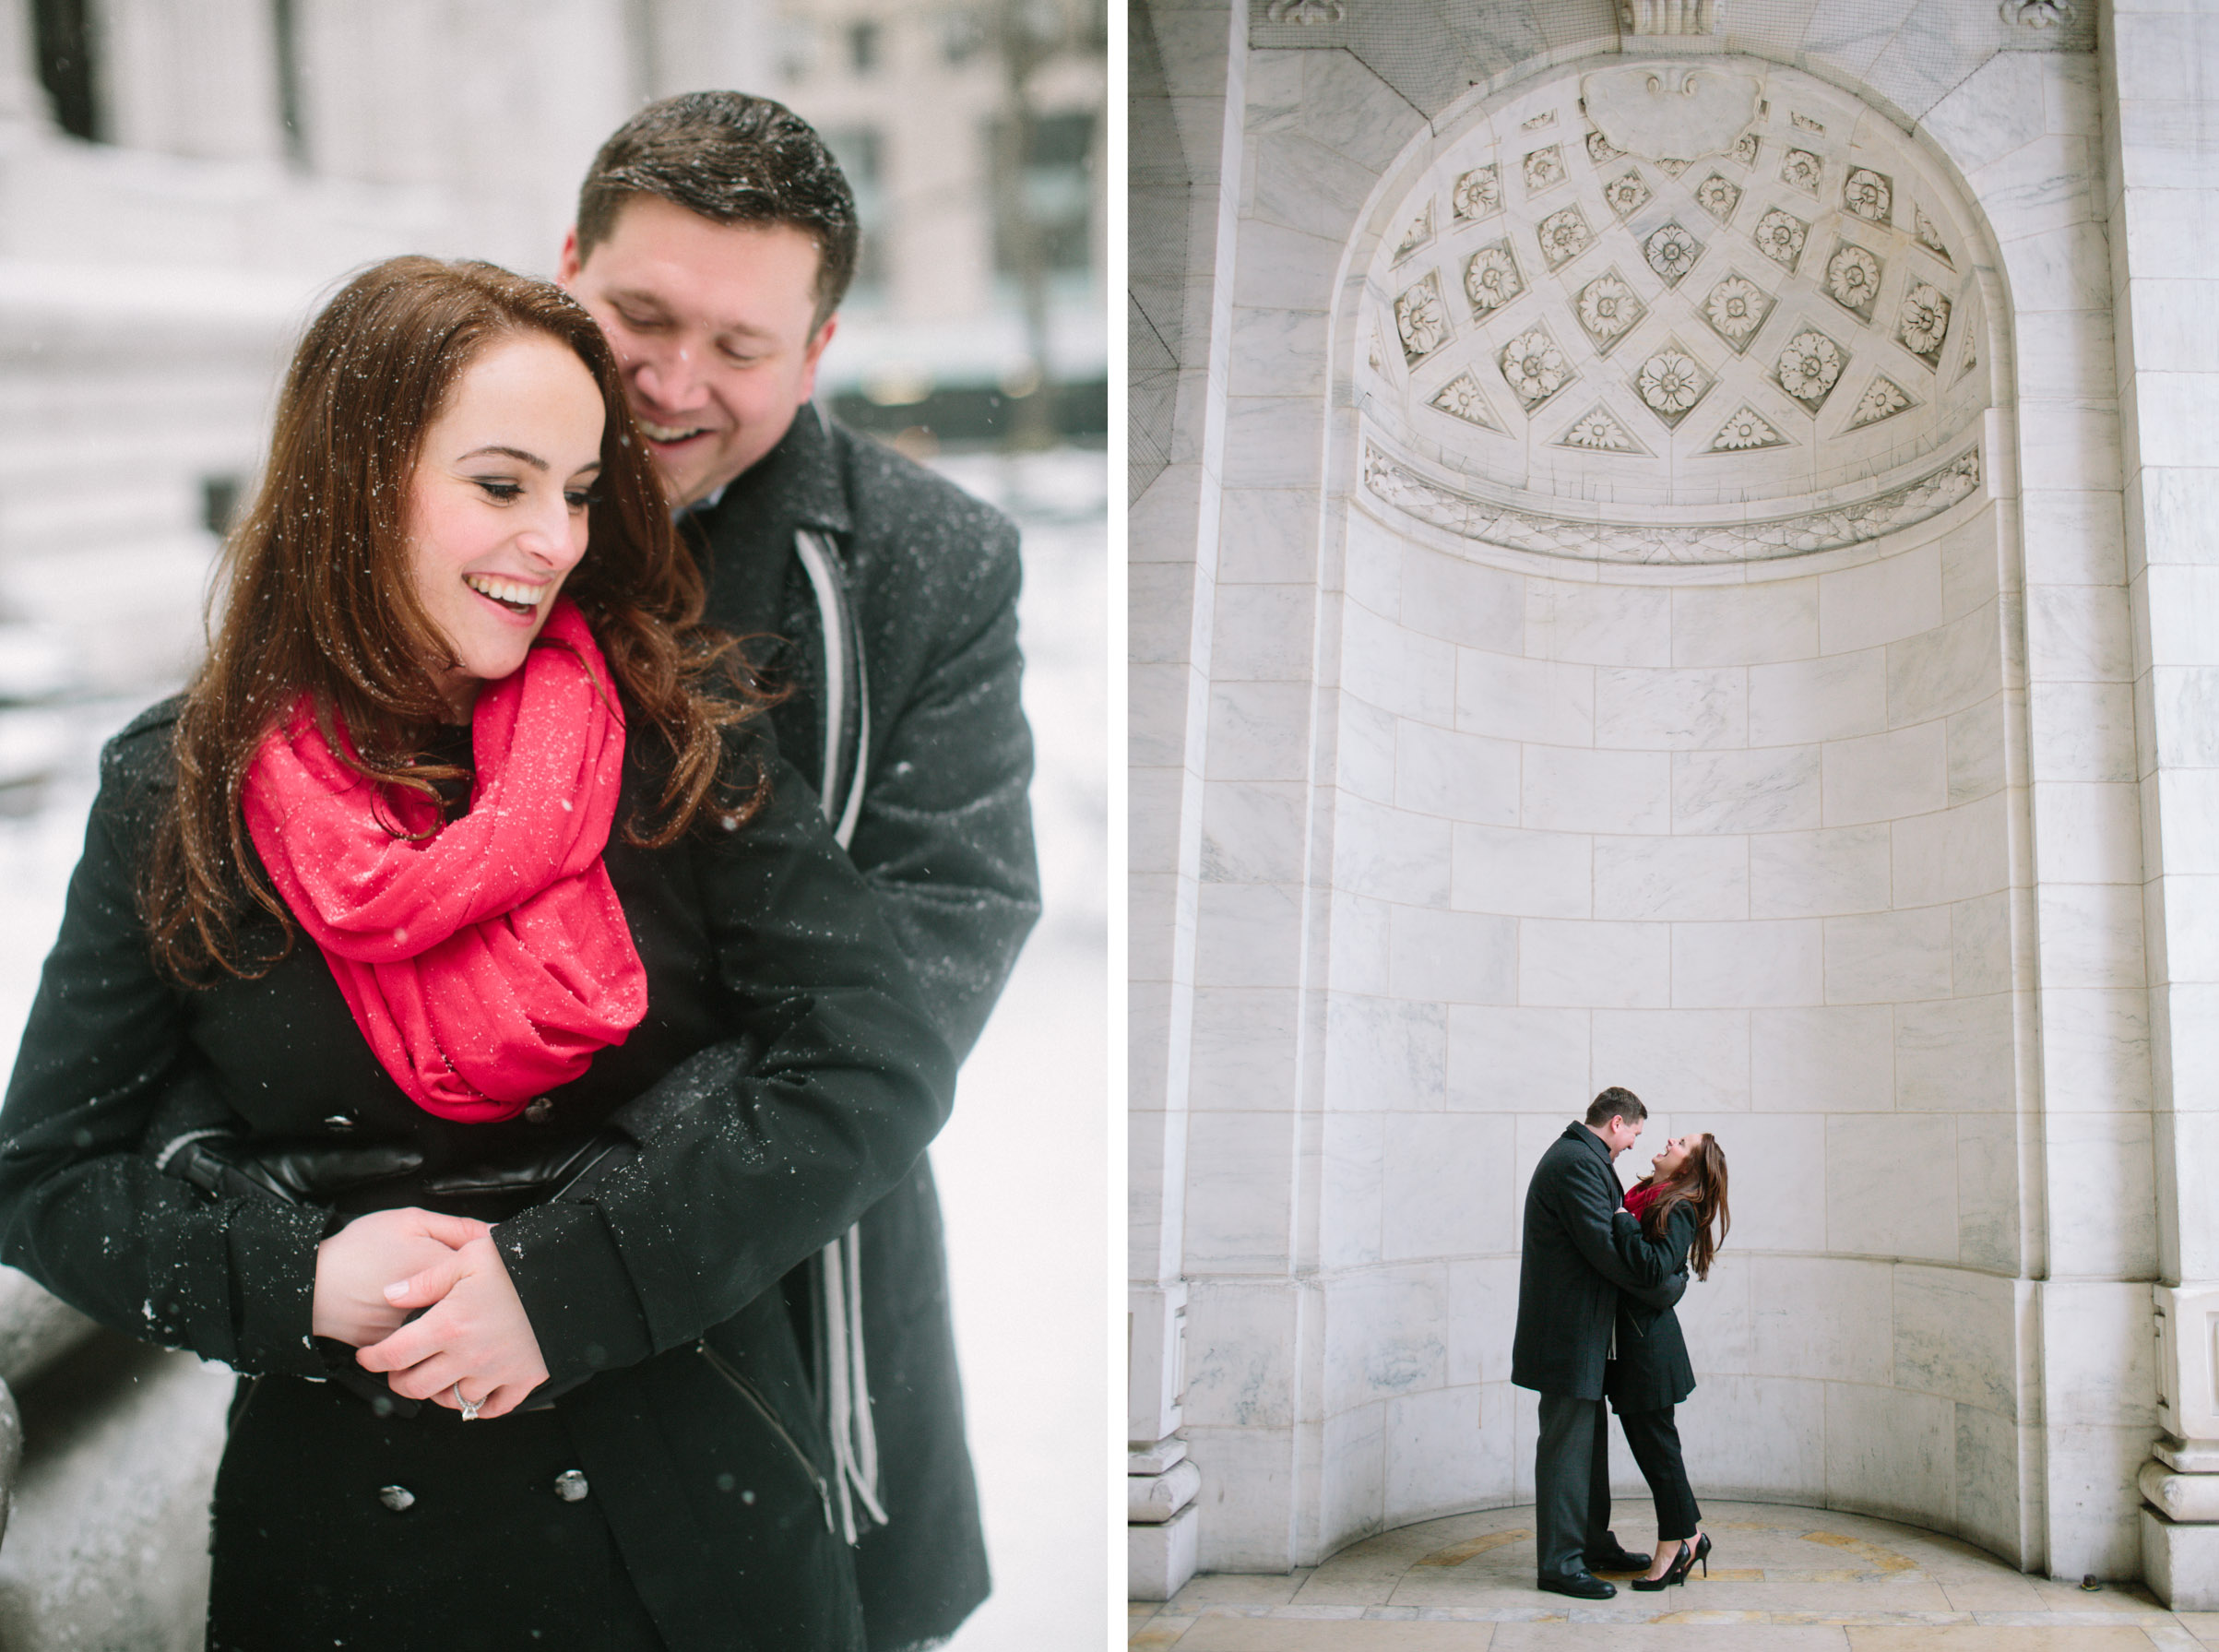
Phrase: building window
[
  {"left": 820, "top": 127, "right": 888, "bottom": 303},
  {"left": 33, "top": 0, "right": 101, "bottom": 142},
  {"left": 942, "top": 7, "right": 982, "bottom": 64},
  {"left": 271, "top": 0, "right": 307, "bottom": 165},
  {"left": 848, "top": 21, "right": 880, "bottom": 75},
  {"left": 994, "top": 111, "right": 1095, "bottom": 275}
]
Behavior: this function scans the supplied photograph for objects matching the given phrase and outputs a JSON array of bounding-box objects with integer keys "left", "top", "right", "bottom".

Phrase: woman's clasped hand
[{"left": 309, "top": 1210, "right": 549, "bottom": 1420}]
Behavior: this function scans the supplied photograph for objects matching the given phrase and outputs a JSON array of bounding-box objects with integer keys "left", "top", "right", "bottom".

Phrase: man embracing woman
[{"left": 1511, "top": 1087, "right": 1733, "bottom": 1599}]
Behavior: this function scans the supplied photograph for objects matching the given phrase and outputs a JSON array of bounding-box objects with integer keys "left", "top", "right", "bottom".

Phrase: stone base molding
[
  {"left": 2143, "top": 1507, "right": 2219, "bottom": 1613},
  {"left": 1129, "top": 1503, "right": 1200, "bottom": 1601}
]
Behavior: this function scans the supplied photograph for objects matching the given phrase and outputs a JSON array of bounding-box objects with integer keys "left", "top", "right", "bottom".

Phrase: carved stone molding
[
  {"left": 1583, "top": 65, "right": 1761, "bottom": 162},
  {"left": 2001, "top": 0, "right": 2072, "bottom": 28},
  {"left": 1361, "top": 441, "right": 1983, "bottom": 565},
  {"left": 2157, "top": 1285, "right": 2219, "bottom": 1446},
  {"left": 1620, "top": 0, "right": 1719, "bottom": 36}
]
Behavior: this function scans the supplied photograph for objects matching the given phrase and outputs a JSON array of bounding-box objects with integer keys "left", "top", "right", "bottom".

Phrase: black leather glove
[
  {"left": 418, "top": 1130, "right": 634, "bottom": 1201},
  {"left": 161, "top": 1134, "right": 425, "bottom": 1206}
]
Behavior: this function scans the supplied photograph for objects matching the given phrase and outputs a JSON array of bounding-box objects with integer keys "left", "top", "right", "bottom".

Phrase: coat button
[
  {"left": 324, "top": 1114, "right": 356, "bottom": 1132},
  {"left": 524, "top": 1098, "right": 554, "bottom": 1124},
  {"left": 553, "top": 1470, "right": 589, "bottom": 1502},
  {"left": 378, "top": 1485, "right": 416, "bottom": 1513}
]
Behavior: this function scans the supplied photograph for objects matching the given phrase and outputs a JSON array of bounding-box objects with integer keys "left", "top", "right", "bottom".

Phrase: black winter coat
[
  {"left": 1511, "top": 1124, "right": 1685, "bottom": 1399},
  {"left": 1605, "top": 1202, "right": 1699, "bottom": 1415},
  {"left": 0, "top": 702, "right": 955, "bottom": 1651},
  {"left": 687, "top": 407, "right": 1038, "bottom": 1647}
]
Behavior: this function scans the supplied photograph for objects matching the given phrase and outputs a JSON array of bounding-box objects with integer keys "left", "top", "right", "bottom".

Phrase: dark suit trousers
[
  {"left": 1534, "top": 1392, "right": 1612, "bottom": 1579},
  {"left": 1618, "top": 1405, "right": 1702, "bottom": 1542}
]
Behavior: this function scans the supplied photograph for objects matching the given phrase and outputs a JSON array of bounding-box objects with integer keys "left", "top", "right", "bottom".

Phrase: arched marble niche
[
  {"left": 1359, "top": 61, "right": 1991, "bottom": 556},
  {"left": 1318, "top": 58, "right": 2033, "bottom": 1567}
]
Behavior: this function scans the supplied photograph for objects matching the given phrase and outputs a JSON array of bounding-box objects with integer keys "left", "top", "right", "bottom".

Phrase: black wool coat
[
  {"left": 684, "top": 406, "right": 1038, "bottom": 1648},
  {"left": 1511, "top": 1123, "right": 1685, "bottom": 1400},
  {"left": 0, "top": 704, "right": 955, "bottom": 1652},
  {"left": 1605, "top": 1202, "right": 1700, "bottom": 1416}
]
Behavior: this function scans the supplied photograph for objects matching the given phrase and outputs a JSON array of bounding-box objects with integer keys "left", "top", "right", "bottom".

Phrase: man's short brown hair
[
  {"left": 1585, "top": 1087, "right": 1646, "bottom": 1129},
  {"left": 576, "top": 90, "right": 860, "bottom": 328}
]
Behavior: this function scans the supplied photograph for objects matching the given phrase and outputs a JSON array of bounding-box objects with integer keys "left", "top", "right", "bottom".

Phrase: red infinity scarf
[
  {"left": 1624, "top": 1180, "right": 1664, "bottom": 1221},
  {"left": 243, "top": 600, "right": 647, "bottom": 1123}
]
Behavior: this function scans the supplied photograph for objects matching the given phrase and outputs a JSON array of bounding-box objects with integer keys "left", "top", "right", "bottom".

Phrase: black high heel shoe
[
  {"left": 1630, "top": 1539, "right": 1699, "bottom": 1591},
  {"left": 1691, "top": 1532, "right": 1712, "bottom": 1576}
]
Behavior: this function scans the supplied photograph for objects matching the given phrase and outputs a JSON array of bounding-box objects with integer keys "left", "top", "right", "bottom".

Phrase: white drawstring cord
[{"left": 797, "top": 528, "right": 885, "bottom": 1545}]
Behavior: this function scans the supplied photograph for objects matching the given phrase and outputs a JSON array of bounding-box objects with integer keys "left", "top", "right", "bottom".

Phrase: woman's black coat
[
  {"left": 1607, "top": 1203, "right": 1700, "bottom": 1415},
  {"left": 0, "top": 700, "right": 955, "bottom": 1650}
]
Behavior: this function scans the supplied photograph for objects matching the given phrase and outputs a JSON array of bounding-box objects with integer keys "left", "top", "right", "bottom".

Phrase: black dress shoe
[
  {"left": 1537, "top": 1571, "right": 1617, "bottom": 1599},
  {"left": 1585, "top": 1537, "right": 1652, "bottom": 1573}
]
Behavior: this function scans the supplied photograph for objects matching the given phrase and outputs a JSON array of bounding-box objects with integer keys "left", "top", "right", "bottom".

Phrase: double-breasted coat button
[
  {"left": 377, "top": 1485, "right": 416, "bottom": 1513},
  {"left": 524, "top": 1098, "right": 554, "bottom": 1124},
  {"left": 553, "top": 1470, "right": 589, "bottom": 1502}
]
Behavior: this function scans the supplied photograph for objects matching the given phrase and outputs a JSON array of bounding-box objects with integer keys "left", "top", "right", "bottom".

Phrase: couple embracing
[
  {"left": 1513, "top": 1087, "right": 1732, "bottom": 1599},
  {"left": 0, "top": 91, "right": 1031, "bottom": 1649}
]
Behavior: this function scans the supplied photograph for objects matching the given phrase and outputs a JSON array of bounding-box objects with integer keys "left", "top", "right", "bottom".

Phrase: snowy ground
[{"left": 0, "top": 444, "right": 1110, "bottom": 1645}]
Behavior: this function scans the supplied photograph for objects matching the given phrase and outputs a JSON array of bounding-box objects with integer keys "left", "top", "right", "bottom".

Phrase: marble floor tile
[{"left": 1133, "top": 1503, "right": 2209, "bottom": 1647}]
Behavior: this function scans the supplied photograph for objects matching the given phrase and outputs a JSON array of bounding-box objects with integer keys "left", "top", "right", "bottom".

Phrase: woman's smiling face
[
  {"left": 404, "top": 331, "right": 605, "bottom": 718},
  {"left": 1650, "top": 1135, "right": 1696, "bottom": 1180}
]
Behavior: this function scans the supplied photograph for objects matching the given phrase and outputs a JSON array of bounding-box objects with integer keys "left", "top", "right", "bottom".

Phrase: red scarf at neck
[
  {"left": 243, "top": 600, "right": 647, "bottom": 1123},
  {"left": 1624, "top": 1179, "right": 1665, "bottom": 1219}
]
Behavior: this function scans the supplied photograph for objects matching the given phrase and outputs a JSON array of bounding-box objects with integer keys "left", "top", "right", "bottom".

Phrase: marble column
[
  {"left": 0, "top": 0, "right": 43, "bottom": 127},
  {"left": 2103, "top": 0, "right": 2219, "bottom": 1612},
  {"left": 1129, "top": 0, "right": 1247, "bottom": 1600}
]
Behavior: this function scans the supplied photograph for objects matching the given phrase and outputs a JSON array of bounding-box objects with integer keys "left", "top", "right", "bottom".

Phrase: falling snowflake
[
  {"left": 1463, "top": 243, "right": 1525, "bottom": 316},
  {"left": 1536, "top": 206, "right": 1596, "bottom": 271},
  {"left": 1453, "top": 165, "right": 1502, "bottom": 222},
  {"left": 1843, "top": 168, "right": 1893, "bottom": 224},
  {"left": 1753, "top": 208, "right": 1809, "bottom": 273},
  {"left": 1776, "top": 329, "right": 1845, "bottom": 406},
  {"left": 1643, "top": 221, "right": 1703, "bottom": 286},
  {"left": 1703, "top": 274, "right": 1771, "bottom": 350},
  {"left": 1779, "top": 148, "right": 1822, "bottom": 196},
  {"left": 1708, "top": 405, "right": 1788, "bottom": 452},
  {"left": 1695, "top": 173, "right": 1742, "bottom": 224},
  {"left": 1603, "top": 170, "right": 1653, "bottom": 221},
  {"left": 1825, "top": 244, "right": 1883, "bottom": 316},
  {"left": 1499, "top": 326, "right": 1572, "bottom": 408},
  {"left": 1394, "top": 273, "right": 1452, "bottom": 364},
  {"left": 1576, "top": 272, "right": 1645, "bottom": 349},
  {"left": 1897, "top": 281, "right": 1952, "bottom": 363}
]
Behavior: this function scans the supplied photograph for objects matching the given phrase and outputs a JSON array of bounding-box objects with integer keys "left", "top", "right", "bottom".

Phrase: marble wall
[{"left": 1134, "top": 0, "right": 2174, "bottom": 1595}]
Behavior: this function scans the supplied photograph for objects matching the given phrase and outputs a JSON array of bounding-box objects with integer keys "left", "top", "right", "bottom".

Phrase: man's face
[
  {"left": 1602, "top": 1113, "right": 1643, "bottom": 1159},
  {"left": 557, "top": 195, "right": 837, "bottom": 506}
]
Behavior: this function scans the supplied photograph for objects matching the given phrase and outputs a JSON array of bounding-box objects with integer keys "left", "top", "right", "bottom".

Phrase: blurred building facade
[{"left": 0, "top": 1, "right": 1100, "bottom": 1641}]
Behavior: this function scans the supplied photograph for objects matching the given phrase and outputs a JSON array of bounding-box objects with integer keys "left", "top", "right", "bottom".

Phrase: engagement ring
[{"left": 454, "top": 1384, "right": 481, "bottom": 1422}]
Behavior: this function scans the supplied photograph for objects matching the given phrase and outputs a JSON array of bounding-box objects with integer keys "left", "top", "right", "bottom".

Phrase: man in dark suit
[
  {"left": 557, "top": 93, "right": 1038, "bottom": 1650},
  {"left": 1512, "top": 1087, "right": 1685, "bottom": 1599}
]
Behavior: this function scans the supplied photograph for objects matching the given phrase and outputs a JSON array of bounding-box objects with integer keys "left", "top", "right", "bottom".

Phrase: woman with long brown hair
[
  {"left": 1608, "top": 1131, "right": 1731, "bottom": 1590},
  {"left": 0, "top": 256, "right": 950, "bottom": 1647}
]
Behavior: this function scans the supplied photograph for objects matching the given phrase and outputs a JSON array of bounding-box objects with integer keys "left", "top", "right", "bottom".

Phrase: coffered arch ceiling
[{"left": 1358, "top": 60, "right": 1994, "bottom": 565}]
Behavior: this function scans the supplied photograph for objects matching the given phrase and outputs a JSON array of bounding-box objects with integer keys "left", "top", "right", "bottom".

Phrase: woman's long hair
[
  {"left": 1634, "top": 1135, "right": 1731, "bottom": 1281},
  {"left": 143, "top": 256, "right": 770, "bottom": 983}
]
